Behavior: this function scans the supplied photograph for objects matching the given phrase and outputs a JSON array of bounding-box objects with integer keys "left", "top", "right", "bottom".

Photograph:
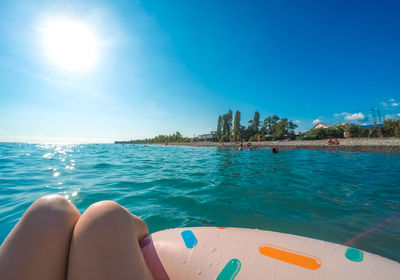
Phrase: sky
[{"left": 0, "top": 0, "right": 399, "bottom": 143}]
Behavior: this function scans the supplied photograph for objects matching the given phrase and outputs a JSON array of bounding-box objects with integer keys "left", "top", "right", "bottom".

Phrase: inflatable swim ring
[{"left": 140, "top": 227, "right": 400, "bottom": 279}]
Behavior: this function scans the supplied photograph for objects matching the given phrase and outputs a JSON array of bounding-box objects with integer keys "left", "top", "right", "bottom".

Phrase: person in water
[
  {"left": 0, "top": 195, "right": 156, "bottom": 280},
  {"left": 272, "top": 147, "right": 279, "bottom": 153},
  {"left": 238, "top": 142, "right": 243, "bottom": 151},
  {"left": 246, "top": 142, "right": 252, "bottom": 150}
]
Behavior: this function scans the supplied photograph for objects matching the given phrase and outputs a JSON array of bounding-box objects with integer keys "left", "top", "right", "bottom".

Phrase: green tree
[
  {"left": 232, "top": 110, "right": 241, "bottom": 141},
  {"left": 262, "top": 115, "right": 280, "bottom": 136},
  {"left": 248, "top": 133, "right": 265, "bottom": 141},
  {"left": 216, "top": 115, "right": 223, "bottom": 140},
  {"left": 222, "top": 110, "right": 233, "bottom": 140},
  {"left": 220, "top": 110, "right": 233, "bottom": 142},
  {"left": 304, "top": 124, "right": 369, "bottom": 140},
  {"left": 305, "top": 128, "right": 327, "bottom": 140},
  {"left": 251, "top": 111, "right": 260, "bottom": 135},
  {"left": 134, "top": 131, "right": 190, "bottom": 144},
  {"left": 227, "top": 110, "right": 233, "bottom": 138},
  {"left": 240, "top": 125, "right": 250, "bottom": 141},
  {"left": 382, "top": 119, "right": 400, "bottom": 137},
  {"left": 286, "top": 120, "right": 298, "bottom": 139},
  {"left": 222, "top": 114, "right": 228, "bottom": 136},
  {"left": 272, "top": 118, "right": 287, "bottom": 140},
  {"left": 174, "top": 131, "right": 182, "bottom": 141},
  {"left": 348, "top": 124, "right": 369, "bottom": 138},
  {"left": 271, "top": 118, "right": 297, "bottom": 140},
  {"left": 220, "top": 134, "right": 230, "bottom": 142}
]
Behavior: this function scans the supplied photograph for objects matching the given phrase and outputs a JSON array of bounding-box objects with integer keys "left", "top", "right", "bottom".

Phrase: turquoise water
[{"left": 0, "top": 143, "right": 399, "bottom": 261}]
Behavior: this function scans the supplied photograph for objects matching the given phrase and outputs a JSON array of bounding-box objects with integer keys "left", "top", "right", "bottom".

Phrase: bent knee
[
  {"left": 80, "top": 201, "right": 130, "bottom": 227},
  {"left": 28, "top": 195, "right": 80, "bottom": 227},
  {"left": 74, "top": 201, "right": 142, "bottom": 237},
  {"left": 86, "top": 201, "right": 129, "bottom": 220}
]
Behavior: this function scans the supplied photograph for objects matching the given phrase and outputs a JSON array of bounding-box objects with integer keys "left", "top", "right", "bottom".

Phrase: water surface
[{"left": 0, "top": 143, "right": 399, "bottom": 261}]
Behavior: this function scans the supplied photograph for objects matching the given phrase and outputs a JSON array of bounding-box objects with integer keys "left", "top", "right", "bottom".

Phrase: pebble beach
[{"left": 167, "top": 138, "right": 400, "bottom": 153}]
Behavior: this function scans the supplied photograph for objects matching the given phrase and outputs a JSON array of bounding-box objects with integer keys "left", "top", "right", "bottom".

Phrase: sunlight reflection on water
[{"left": 0, "top": 143, "right": 399, "bottom": 261}]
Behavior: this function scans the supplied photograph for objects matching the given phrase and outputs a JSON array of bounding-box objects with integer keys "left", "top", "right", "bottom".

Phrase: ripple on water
[{"left": 0, "top": 144, "right": 399, "bottom": 261}]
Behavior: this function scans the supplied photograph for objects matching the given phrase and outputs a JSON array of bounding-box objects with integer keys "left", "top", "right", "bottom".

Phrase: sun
[{"left": 40, "top": 18, "right": 100, "bottom": 72}]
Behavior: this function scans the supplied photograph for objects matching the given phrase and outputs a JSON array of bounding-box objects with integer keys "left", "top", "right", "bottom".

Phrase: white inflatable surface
[{"left": 151, "top": 227, "right": 400, "bottom": 280}]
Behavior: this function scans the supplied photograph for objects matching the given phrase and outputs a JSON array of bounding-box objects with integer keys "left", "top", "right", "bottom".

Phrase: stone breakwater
[{"left": 167, "top": 139, "right": 400, "bottom": 153}]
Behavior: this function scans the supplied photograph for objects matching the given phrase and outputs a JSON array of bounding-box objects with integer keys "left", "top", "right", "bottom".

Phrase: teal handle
[
  {"left": 345, "top": 248, "right": 364, "bottom": 262},
  {"left": 217, "top": 259, "right": 241, "bottom": 280}
]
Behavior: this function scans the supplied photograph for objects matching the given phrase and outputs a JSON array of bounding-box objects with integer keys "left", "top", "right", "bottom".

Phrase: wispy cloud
[
  {"left": 334, "top": 111, "right": 365, "bottom": 121},
  {"left": 294, "top": 120, "right": 301, "bottom": 124},
  {"left": 381, "top": 98, "right": 398, "bottom": 108},
  {"left": 344, "top": 112, "right": 365, "bottom": 121},
  {"left": 385, "top": 113, "right": 400, "bottom": 119},
  {"left": 333, "top": 112, "right": 350, "bottom": 117},
  {"left": 312, "top": 119, "right": 321, "bottom": 125}
]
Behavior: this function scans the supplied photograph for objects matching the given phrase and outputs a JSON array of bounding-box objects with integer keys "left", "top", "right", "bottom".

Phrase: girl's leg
[
  {"left": 67, "top": 201, "right": 154, "bottom": 280},
  {"left": 0, "top": 195, "right": 81, "bottom": 280}
]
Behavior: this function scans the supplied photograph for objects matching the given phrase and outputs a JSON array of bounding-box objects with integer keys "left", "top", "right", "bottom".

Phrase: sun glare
[{"left": 41, "top": 19, "right": 99, "bottom": 72}]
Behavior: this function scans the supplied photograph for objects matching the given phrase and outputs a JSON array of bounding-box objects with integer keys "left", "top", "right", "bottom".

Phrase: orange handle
[{"left": 259, "top": 243, "right": 321, "bottom": 270}]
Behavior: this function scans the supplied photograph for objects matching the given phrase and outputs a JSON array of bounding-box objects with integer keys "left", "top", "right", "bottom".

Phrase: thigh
[
  {"left": 67, "top": 201, "right": 154, "bottom": 280},
  {"left": 0, "top": 195, "right": 80, "bottom": 280}
]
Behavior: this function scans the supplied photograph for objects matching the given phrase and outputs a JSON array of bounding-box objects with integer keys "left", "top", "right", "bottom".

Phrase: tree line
[
  {"left": 216, "top": 110, "right": 298, "bottom": 142},
  {"left": 381, "top": 119, "right": 400, "bottom": 137},
  {"left": 132, "top": 131, "right": 190, "bottom": 144},
  {"left": 130, "top": 116, "right": 400, "bottom": 144}
]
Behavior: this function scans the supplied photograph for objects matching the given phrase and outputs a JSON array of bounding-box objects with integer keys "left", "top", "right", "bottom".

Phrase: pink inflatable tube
[{"left": 140, "top": 235, "right": 170, "bottom": 280}]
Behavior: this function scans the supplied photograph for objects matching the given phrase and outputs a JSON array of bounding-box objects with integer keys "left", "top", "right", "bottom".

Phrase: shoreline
[{"left": 159, "top": 138, "right": 400, "bottom": 153}]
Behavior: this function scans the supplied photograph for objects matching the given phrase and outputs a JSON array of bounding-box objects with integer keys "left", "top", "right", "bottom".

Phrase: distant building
[
  {"left": 310, "top": 123, "right": 332, "bottom": 130},
  {"left": 294, "top": 131, "right": 303, "bottom": 139},
  {"left": 334, "top": 121, "right": 350, "bottom": 127},
  {"left": 309, "top": 122, "right": 353, "bottom": 137},
  {"left": 198, "top": 131, "right": 218, "bottom": 142},
  {"left": 310, "top": 121, "right": 352, "bottom": 131}
]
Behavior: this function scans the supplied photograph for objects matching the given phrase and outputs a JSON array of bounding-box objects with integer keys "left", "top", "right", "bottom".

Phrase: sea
[{"left": 0, "top": 142, "right": 399, "bottom": 261}]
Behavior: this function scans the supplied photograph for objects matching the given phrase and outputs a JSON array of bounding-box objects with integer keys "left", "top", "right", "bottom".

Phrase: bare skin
[
  {"left": 0, "top": 196, "right": 154, "bottom": 280},
  {"left": 68, "top": 201, "right": 154, "bottom": 280},
  {"left": 0, "top": 195, "right": 80, "bottom": 280}
]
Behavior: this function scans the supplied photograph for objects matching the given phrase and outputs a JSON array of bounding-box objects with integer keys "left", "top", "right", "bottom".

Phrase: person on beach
[
  {"left": 333, "top": 138, "right": 339, "bottom": 145},
  {"left": 0, "top": 195, "right": 158, "bottom": 280},
  {"left": 326, "top": 138, "right": 340, "bottom": 146},
  {"left": 326, "top": 138, "right": 334, "bottom": 146},
  {"left": 326, "top": 138, "right": 331, "bottom": 145}
]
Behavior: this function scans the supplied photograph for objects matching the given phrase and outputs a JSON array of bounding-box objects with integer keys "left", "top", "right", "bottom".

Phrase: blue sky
[{"left": 0, "top": 0, "right": 399, "bottom": 143}]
